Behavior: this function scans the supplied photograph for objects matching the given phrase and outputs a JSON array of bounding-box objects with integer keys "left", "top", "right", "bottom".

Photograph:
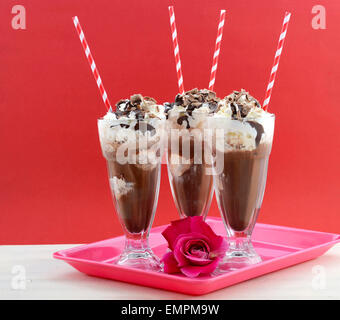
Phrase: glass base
[
  {"left": 115, "top": 249, "right": 162, "bottom": 272},
  {"left": 216, "top": 239, "right": 262, "bottom": 273}
]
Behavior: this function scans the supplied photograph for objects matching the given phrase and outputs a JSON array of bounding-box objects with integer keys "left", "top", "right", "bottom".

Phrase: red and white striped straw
[
  {"left": 168, "top": 6, "right": 185, "bottom": 95},
  {"left": 263, "top": 12, "right": 291, "bottom": 111},
  {"left": 209, "top": 10, "right": 226, "bottom": 91},
  {"left": 72, "top": 16, "right": 112, "bottom": 111}
]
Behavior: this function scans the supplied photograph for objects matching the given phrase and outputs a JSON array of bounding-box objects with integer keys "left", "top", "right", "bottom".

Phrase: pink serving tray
[{"left": 53, "top": 217, "right": 340, "bottom": 295}]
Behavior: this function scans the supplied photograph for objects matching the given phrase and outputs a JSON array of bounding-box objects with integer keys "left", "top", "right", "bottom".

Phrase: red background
[{"left": 0, "top": 0, "right": 339, "bottom": 244}]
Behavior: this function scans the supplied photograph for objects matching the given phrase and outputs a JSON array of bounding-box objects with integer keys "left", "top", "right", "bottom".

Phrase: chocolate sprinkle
[
  {"left": 165, "top": 88, "right": 220, "bottom": 127},
  {"left": 111, "top": 94, "right": 159, "bottom": 120},
  {"left": 164, "top": 102, "right": 174, "bottom": 119},
  {"left": 134, "top": 122, "right": 156, "bottom": 135},
  {"left": 219, "top": 89, "right": 262, "bottom": 120},
  {"left": 177, "top": 115, "right": 190, "bottom": 129}
]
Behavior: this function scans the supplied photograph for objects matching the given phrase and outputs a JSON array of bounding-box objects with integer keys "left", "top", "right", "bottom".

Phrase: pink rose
[{"left": 161, "top": 216, "right": 227, "bottom": 278}]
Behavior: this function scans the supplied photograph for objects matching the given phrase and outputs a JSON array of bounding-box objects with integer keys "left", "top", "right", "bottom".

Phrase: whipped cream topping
[
  {"left": 216, "top": 89, "right": 264, "bottom": 119},
  {"left": 210, "top": 89, "right": 274, "bottom": 151},
  {"left": 98, "top": 94, "right": 165, "bottom": 165},
  {"left": 109, "top": 94, "right": 165, "bottom": 120},
  {"left": 165, "top": 88, "right": 219, "bottom": 129}
]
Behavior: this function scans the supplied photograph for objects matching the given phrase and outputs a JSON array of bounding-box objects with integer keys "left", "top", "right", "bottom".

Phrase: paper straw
[
  {"left": 72, "top": 16, "right": 112, "bottom": 111},
  {"left": 168, "top": 6, "right": 185, "bottom": 95},
  {"left": 263, "top": 12, "right": 291, "bottom": 111},
  {"left": 209, "top": 10, "right": 226, "bottom": 91}
]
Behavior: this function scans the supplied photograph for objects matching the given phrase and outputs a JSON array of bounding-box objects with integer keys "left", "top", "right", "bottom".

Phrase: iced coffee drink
[
  {"left": 165, "top": 89, "right": 218, "bottom": 219},
  {"left": 208, "top": 89, "right": 275, "bottom": 270},
  {"left": 98, "top": 94, "right": 165, "bottom": 271}
]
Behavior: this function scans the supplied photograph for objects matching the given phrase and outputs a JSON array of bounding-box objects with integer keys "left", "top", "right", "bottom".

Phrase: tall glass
[
  {"left": 167, "top": 122, "right": 214, "bottom": 219},
  {"left": 208, "top": 115, "right": 275, "bottom": 271},
  {"left": 98, "top": 118, "right": 165, "bottom": 271}
]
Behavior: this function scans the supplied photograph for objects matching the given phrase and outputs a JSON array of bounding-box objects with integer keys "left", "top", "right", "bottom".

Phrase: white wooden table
[{"left": 0, "top": 244, "right": 339, "bottom": 300}]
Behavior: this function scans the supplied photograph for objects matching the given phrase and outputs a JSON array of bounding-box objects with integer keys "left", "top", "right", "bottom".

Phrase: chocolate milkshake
[
  {"left": 165, "top": 89, "right": 218, "bottom": 219},
  {"left": 208, "top": 89, "right": 275, "bottom": 270},
  {"left": 98, "top": 94, "right": 165, "bottom": 270}
]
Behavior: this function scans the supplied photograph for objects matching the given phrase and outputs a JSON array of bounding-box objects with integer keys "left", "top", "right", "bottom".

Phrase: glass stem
[
  {"left": 124, "top": 232, "right": 150, "bottom": 252},
  {"left": 227, "top": 232, "right": 252, "bottom": 252}
]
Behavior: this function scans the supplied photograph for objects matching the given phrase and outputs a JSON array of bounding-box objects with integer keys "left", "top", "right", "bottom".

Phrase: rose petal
[
  {"left": 190, "top": 217, "right": 222, "bottom": 250},
  {"left": 209, "top": 237, "right": 228, "bottom": 259},
  {"left": 173, "top": 233, "right": 210, "bottom": 267},
  {"left": 174, "top": 232, "right": 210, "bottom": 249},
  {"left": 183, "top": 239, "right": 211, "bottom": 265},
  {"left": 185, "top": 239, "right": 210, "bottom": 255},
  {"left": 171, "top": 217, "right": 191, "bottom": 235},
  {"left": 180, "top": 265, "right": 201, "bottom": 278},
  {"left": 161, "top": 226, "right": 179, "bottom": 251},
  {"left": 174, "top": 236, "right": 191, "bottom": 267},
  {"left": 189, "top": 248, "right": 209, "bottom": 258},
  {"left": 180, "top": 258, "right": 220, "bottom": 278},
  {"left": 184, "top": 254, "right": 211, "bottom": 266},
  {"left": 161, "top": 218, "right": 191, "bottom": 250},
  {"left": 161, "top": 251, "right": 180, "bottom": 274}
]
